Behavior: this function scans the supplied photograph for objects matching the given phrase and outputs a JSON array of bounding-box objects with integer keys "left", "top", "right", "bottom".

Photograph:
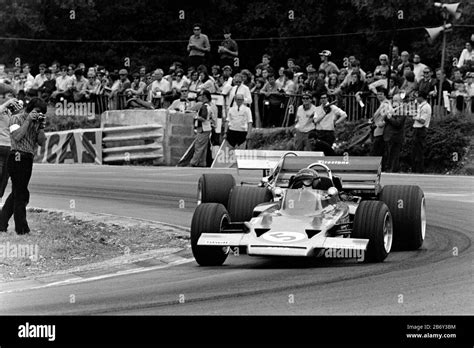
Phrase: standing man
[
  {"left": 260, "top": 73, "right": 283, "bottom": 127},
  {"left": 224, "top": 94, "right": 253, "bottom": 149},
  {"left": 187, "top": 23, "right": 211, "bottom": 69},
  {"left": 313, "top": 93, "right": 347, "bottom": 148},
  {"left": 190, "top": 90, "right": 215, "bottom": 167},
  {"left": 0, "top": 96, "right": 22, "bottom": 199},
  {"left": 218, "top": 28, "right": 238, "bottom": 69},
  {"left": 370, "top": 88, "right": 393, "bottom": 161},
  {"left": 412, "top": 54, "right": 428, "bottom": 83},
  {"left": 226, "top": 73, "right": 252, "bottom": 109},
  {"left": 383, "top": 94, "right": 406, "bottom": 172},
  {"left": 318, "top": 50, "right": 339, "bottom": 75},
  {"left": 0, "top": 97, "right": 46, "bottom": 234},
  {"left": 294, "top": 92, "right": 317, "bottom": 151},
  {"left": 411, "top": 91, "right": 431, "bottom": 173}
]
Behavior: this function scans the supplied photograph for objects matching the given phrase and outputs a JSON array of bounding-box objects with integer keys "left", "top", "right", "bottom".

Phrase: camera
[
  {"left": 6, "top": 100, "right": 23, "bottom": 113},
  {"left": 37, "top": 113, "right": 46, "bottom": 123}
]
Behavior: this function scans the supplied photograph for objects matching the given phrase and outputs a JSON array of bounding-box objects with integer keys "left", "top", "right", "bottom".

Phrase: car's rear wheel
[
  {"left": 352, "top": 200, "right": 393, "bottom": 263},
  {"left": 191, "top": 203, "right": 231, "bottom": 266},
  {"left": 379, "top": 185, "right": 425, "bottom": 250},
  {"left": 197, "top": 174, "right": 235, "bottom": 208},
  {"left": 227, "top": 186, "right": 273, "bottom": 222}
]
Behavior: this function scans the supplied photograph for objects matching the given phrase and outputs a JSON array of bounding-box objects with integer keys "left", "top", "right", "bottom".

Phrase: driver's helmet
[{"left": 290, "top": 168, "right": 319, "bottom": 189}]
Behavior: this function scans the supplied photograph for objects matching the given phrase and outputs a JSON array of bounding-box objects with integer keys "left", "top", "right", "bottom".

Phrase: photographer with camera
[
  {"left": 0, "top": 96, "right": 23, "bottom": 199},
  {"left": 0, "top": 97, "right": 46, "bottom": 235}
]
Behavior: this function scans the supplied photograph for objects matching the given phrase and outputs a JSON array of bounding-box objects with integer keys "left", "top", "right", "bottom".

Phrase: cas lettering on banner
[{"left": 34, "top": 129, "right": 102, "bottom": 164}]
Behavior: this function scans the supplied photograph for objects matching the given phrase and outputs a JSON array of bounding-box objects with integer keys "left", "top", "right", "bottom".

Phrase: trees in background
[{"left": 0, "top": 0, "right": 472, "bottom": 73}]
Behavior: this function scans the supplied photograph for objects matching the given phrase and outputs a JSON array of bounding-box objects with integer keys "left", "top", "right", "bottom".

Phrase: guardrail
[
  {"left": 3, "top": 89, "right": 473, "bottom": 126},
  {"left": 102, "top": 124, "right": 164, "bottom": 164},
  {"left": 94, "top": 92, "right": 473, "bottom": 125}
]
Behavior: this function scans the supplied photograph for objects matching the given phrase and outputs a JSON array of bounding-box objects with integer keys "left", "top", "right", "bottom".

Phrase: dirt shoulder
[{"left": 0, "top": 208, "right": 190, "bottom": 281}]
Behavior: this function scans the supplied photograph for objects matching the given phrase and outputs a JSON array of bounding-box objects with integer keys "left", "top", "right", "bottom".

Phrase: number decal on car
[{"left": 262, "top": 232, "right": 305, "bottom": 243}]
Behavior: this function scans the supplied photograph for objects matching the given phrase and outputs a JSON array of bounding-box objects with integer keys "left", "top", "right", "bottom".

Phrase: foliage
[
  {"left": 0, "top": 0, "right": 473, "bottom": 74},
  {"left": 247, "top": 115, "right": 474, "bottom": 174},
  {"left": 44, "top": 112, "right": 101, "bottom": 132}
]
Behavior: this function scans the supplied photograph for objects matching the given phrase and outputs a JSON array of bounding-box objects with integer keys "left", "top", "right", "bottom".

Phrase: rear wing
[
  {"left": 235, "top": 150, "right": 324, "bottom": 175},
  {"left": 277, "top": 156, "right": 382, "bottom": 197}
]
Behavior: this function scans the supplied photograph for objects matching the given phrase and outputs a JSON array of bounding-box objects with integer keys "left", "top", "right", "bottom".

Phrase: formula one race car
[{"left": 191, "top": 152, "right": 426, "bottom": 266}]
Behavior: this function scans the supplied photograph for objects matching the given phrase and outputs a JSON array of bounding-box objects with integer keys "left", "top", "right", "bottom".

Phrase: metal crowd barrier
[{"left": 43, "top": 91, "right": 473, "bottom": 125}]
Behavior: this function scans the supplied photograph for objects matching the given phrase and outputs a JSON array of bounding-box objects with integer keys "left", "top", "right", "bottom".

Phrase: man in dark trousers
[
  {"left": 0, "top": 97, "right": 46, "bottom": 234},
  {"left": 383, "top": 94, "right": 406, "bottom": 172},
  {"left": 412, "top": 91, "right": 431, "bottom": 173}
]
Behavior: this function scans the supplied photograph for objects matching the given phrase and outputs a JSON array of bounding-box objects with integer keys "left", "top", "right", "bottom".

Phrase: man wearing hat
[
  {"left": 218, "top": 28, "right": 238, "bottom": 69},
  {"left": 319, "top": 50, "right": 339, "bottom": 75},
  {"left": 294, "top": 91, "right": 317, "bottom": 151},
  {"left": 117, "top": 68, "right": 131, "bottom": 95}
]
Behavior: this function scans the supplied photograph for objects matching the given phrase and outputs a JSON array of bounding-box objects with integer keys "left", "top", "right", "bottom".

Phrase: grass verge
[{"left": 0, "top": 208, "right": 189, "bottom": 281}]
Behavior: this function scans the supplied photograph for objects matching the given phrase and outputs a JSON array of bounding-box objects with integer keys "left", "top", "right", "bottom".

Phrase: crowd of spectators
[{"left": 0, "top": 24, "right": 473, "bottom": 121}]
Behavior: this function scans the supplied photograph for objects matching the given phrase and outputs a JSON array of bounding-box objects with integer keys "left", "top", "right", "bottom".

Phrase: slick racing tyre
[
  {"left": 191, "top": 203, "right": 230, "bottom": 266},
  {"left": 353, "top": 200, "right": 393, "bottom": 263},
  {"left": 197, "top": 174, "right": 235, "bottom": 208},
  {"left": 379, "top": 185, "right": 426, "bottom": 250},
  {"left": 227, "top": 186, "right": 273, "bottom": 222}
]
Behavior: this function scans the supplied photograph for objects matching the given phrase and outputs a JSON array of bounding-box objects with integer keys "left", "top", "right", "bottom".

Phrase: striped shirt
[{"left": 10, "top": 112, "right": 39, "bottom": 155}]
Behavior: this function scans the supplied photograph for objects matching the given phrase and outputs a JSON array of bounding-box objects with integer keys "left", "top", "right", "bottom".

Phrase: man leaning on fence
[{"left": 294, "top": 91, "right": 317, "bottom": 151}]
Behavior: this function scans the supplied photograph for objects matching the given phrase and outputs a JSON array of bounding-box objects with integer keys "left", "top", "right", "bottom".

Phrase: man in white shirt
[
  {"left": 224, "top": 94, "right": 253, "bottom": 148},
  {"left": 32, "top": 64, "right": 48, "bottom": 92},
  {"left": 51, "top": 65, "right": 73, "bottom": 102},
  {"left": 226, "top": 73, "right": 252, "bottom": 110},
  {"left": 412, "top": 54, "right": 428, "bottom": 83},
  {"left": 294, "top": 92, "right": 317, "bottom": 151},
  {"left": 313, "top": 93, "right": 347, "bottom": 147},
  {"left": 412, "top": 91, "right": 431, "bottom": 173},
  {"left": 457, "top": 41, "right": 474, "bottom": 68},
  {"left": 148, "top": 69, "right": 171, "bottom": 103},
  {"left": 219, "top": 65, "right": 233, "bottom": 95}
]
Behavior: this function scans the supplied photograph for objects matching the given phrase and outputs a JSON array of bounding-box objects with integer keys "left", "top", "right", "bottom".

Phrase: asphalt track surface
[{"left": 0, "top": 164, "right": 473, "bottom": 315}]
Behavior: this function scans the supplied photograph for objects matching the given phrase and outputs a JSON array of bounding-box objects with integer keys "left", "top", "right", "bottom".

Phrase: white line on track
[{"left": 0, "top": 257, "right": 194, "bottom": 295}]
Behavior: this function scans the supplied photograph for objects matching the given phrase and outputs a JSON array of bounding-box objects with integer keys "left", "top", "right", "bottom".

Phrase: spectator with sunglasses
[
  {"left": 374, "top": 54, "right": 390, "bottom": 80},
  {"left": 168, "top": 86, "right": 194, "bottom": 112},
  {"left": 187, "top": 23, "right": 211, "bottom": 69}
]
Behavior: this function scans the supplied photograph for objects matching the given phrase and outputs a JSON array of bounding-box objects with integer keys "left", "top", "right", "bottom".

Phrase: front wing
[{"left": 197, "top": 232, "right": 369, "bottom": 257}]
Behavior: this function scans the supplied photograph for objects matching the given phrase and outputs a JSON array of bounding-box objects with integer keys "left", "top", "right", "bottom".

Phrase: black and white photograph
[{"left": 0, "top": 0, "right": 473, "bottom": 346}]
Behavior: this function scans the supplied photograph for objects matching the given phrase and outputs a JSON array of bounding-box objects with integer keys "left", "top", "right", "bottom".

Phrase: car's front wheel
[
  {"left": 191, "top": 203, "right": 230, "bottom": 266},
  {"left": 353, "top": 200, "right": 393, "bottom": 262}
]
